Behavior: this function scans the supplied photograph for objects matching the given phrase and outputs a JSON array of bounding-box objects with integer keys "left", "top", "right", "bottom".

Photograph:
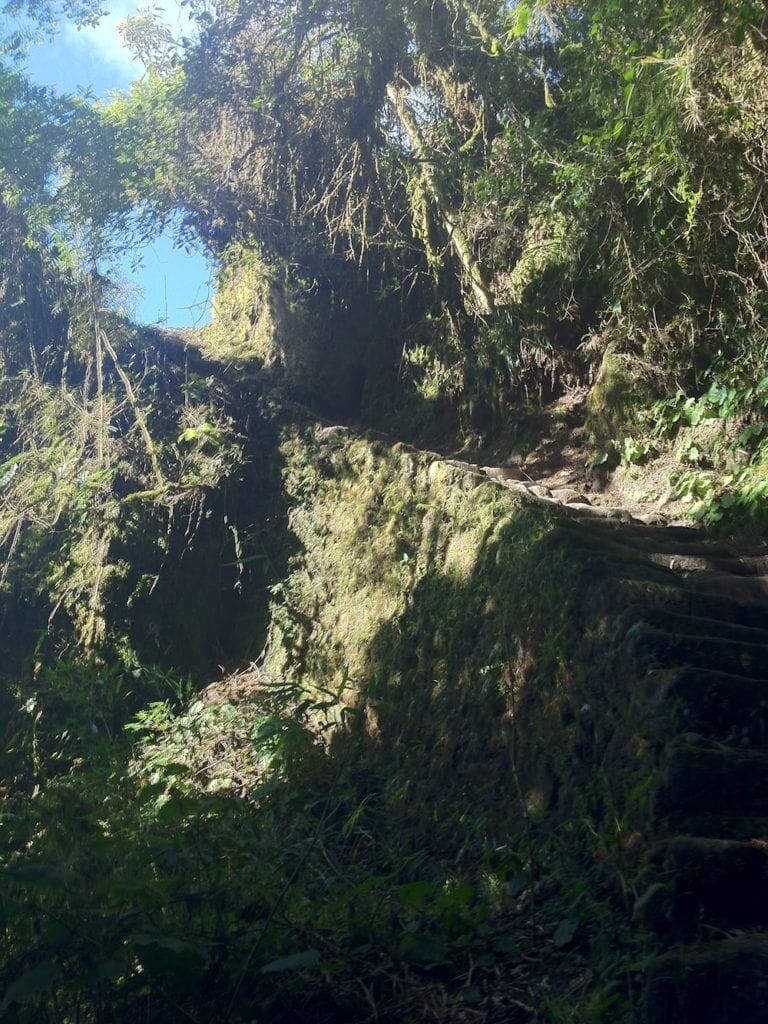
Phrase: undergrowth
[
  {"left": 1, "top": 645, "right": 649, "bottom": 1023},
  {"left": 0, "top": 429, "right": 658, "bottom": 1023},
  {"left": 598, "top": 364, "right": 768, "bottom": 528},
  {"left": 0, "top": 659, "right": 529, "bottom": 1023}
]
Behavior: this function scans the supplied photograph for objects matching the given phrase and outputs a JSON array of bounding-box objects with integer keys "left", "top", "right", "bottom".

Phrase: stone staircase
[
  {"left": 461, "top": 458, "right": 768, "bottom": 1023},
  {"left": 362, "top": 439, "right": 768, "bottom": 1021},
  {"left": 562, "top": 509, "right": 768, "bottom": 1024}
]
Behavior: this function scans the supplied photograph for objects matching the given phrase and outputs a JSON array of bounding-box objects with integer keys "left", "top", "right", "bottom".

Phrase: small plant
[{"left": 620, "top": 436, "right": 655, "bottom": 465}]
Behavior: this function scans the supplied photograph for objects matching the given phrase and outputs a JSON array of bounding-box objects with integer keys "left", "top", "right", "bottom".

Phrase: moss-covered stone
[
  {"left": 261, "top": 431, "right": 673, "bottom": 901},
  {"left": 586, "top": 351, "right": 650, "bottom": 448},
  {"left": 202, "top": 244, "right": 399, "bottom": 418}
]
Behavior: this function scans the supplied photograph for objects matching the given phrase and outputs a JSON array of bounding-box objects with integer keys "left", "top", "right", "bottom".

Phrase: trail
[{"left": 441, "top": 452, "right": 768, "bottom": 1024}]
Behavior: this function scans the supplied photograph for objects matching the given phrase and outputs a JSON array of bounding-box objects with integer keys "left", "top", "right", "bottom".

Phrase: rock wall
[
  {"left": 260, "top": 425, "right": 768, "bottom": 1022},
  {"left": 202, "top": 247, "right": 399, "bottom": 418}
]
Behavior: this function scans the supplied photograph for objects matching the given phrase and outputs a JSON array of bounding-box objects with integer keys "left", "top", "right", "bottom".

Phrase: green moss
[
  {"left": 586, "top": 352, "right": 646, "bottom": 448},
  {"left": 202, "top": 244, "right": 278, "bottom": 362},
  {"left": 265, "top": 428, "right": 612, "bottom": 868},
  {"left": 201, "top": 245, "right": 393, "bottom": 417},
  {"left": 265, "top": 430, "right": 555, "bottom": 704},
  {"left": 254, "top": 427, "right": 671, "bottom": 1019}
]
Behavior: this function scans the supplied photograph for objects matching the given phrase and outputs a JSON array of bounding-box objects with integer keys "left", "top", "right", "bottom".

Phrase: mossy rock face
[
  {"left": 260, "top": 428, "right": 669, "bottom": 866},
  {"left": 203, "top": 247, "right": 333, "bottom": 400},
  {"left": 265, "top": 431, "right": 552, "bottom": 695},
  {"left": 263, "top": 432, "right": 572, "bottom": 845},
  {"left": 202, "top": 246, "right": 283, "bottom": 364},
  {"left": 203, "top": 246, "right": 393, "bottom": 417},
  {"left": 586, "top": 351, "right": 648, "bottom": 448}
]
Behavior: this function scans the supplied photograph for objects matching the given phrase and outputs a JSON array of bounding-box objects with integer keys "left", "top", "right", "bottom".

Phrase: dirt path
[{"left": 451, "top": 392, "right": 698, "bottom": 527}]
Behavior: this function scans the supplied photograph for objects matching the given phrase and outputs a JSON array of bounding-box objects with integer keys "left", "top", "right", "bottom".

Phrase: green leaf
[
  {"left": 552, "top": 917, "right": 579, "bottom": 947},
  {"left": 398, "top": 881, "right": 438, "bottom": 911},
  {"left": 399, "top": 932, "right": 450, "bottom": 967},
  {"left": 435, "top": 883, "right": 474, "bottom": 910},
  {"left": 491, "top": 935, "right": 519, "bottom": 954},
  {"left": 508, "top": 3, "right": 531, "bottom": 38},
  {"left": 587, "top": 450, "right": 610, "bottom": 468},
  {"left": 1, "top": 963, "right": 62, "bottom": 1010},
  {"left": 6, "top": 863, "right": 68, "bottom": 887},
  {"left": 137, "top": 780, "right": 168, "bottom": 806},
  {"left": 687, "top": 403, "right": 705, "bottom": 427},
  {"left": 260, "top": 949, "right": 320, "bottom": 973},
  {"left": 255, "top": 716, "right": 286, "bottom": 741},
  {"left": 131, "top": 935, "right": 206, "bottom": 989},
  {"left": 706, "top": 382, "right": 728, "bottom": 405},
  {"left": 95, "top": 959, "right": 129, "bottom": 981},
  {"left": 131, "top": 934, "right": 193, "bottom": 952}
]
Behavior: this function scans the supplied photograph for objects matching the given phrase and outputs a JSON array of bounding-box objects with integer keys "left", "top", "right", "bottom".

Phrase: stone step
[
  {"left": 560, "top": 520, "right": 767, "bottom": 582},
  {"left": 684, "top": 570, "right": 768, "bottom": 605},
  {"left": 582, "top": 557, "right": 682, "bottom": 589},
  {"left": 627, "top": 607, "right": 768, "bottom": 646},
  {"left": 643, "top": 934, "right": 768, "bottom": 1024},
  {"left": 646, "top": 552, "right": 768, "bottom": 576},
  {"left": 573, "top": 515, "right": 768, "bottom": 563},
  {"left": 571, "top": 515, "right": 706, "bottom": 543},
  {"left": 666, "top": 813, "right": 768, "bottom": 840},
  {"left": 656, "top": 740, "right": 768, "bottom": 821},
  {"left": 546, "top": 535, "right": 684, "bottom": 589},
  {"left": 647, "top": 836, "right": 768, "bottom": 936},
  {"left": 611, "top": 578, "right": 768, "bottom": 630},
  {"left": 574, "top": 521, "right": 768, "bottom": 563},
  {"left": 663, "top": 666, "right": 768, "bottom": 742},
  {"left": 567, "top": 504, "right": 640, "bottom": 523},
  {"left": 630, "top": 627, "right": 768, "bottom": 679}
]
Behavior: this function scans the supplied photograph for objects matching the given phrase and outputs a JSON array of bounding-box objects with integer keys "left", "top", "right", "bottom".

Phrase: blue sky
[{"left": 15, "top": 2, "right": 214, "bottom": 328}]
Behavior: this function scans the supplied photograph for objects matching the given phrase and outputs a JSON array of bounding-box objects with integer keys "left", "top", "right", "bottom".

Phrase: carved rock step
[
  {"left": 645, "top": 836, "right": 768, "bottom": 937},
  {"left": 684, "top": 570, "right": 768, "bottom": 605},
  {"left": 608, "top": 579, "right": 768, "bottom": 630},
  {"left": 663, "top": 666, "right": 768, "bottom": 741},
  {"left": 545, "top": 533, "right": 684, "bottom": 588},
  {"left": 646, "top": 552, "right": 768, "bottom": 576},
  {"left": 667, "top": 813, "right": 768, "bottom": 841},
  {"left": 576, "top": 556, "right": 682, "bottom": 591},
  {"left": 630, "top": 627, "right": 768, "bottom": 679},
  {"left": 556, "top": 530, "right": 765, "bottom": 588},
  {"left": 627, "top": 607, "right": 768, "bottom": 646},
  {"left": 571, "top": 515, "right": 706, "bottom": 543},
  {"left": 656, "top": 740, "right": 768, "bottom": 822},
  {"left": 569, "top": 504, "right": 639, "bottom": 523},
  {"left": 569, "top": 519, "right": 768, "bottom": 561},
  {"left": 557, "top": 521, "right": 681, "bottom": 561},
  {"left": 644, "top": 935, "right": 768, "bottom": 1024}
]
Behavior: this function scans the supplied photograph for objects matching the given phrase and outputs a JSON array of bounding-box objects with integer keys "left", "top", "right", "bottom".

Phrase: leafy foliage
[
  {"left": 0, "top": 659, "right": 519, "bottom": 1023},
  {"left": 4, "top": 3, "right": 768, "bottom": 1022},
  {"left": 62, "top": 0, "right": 764, "bottom": 422}
]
